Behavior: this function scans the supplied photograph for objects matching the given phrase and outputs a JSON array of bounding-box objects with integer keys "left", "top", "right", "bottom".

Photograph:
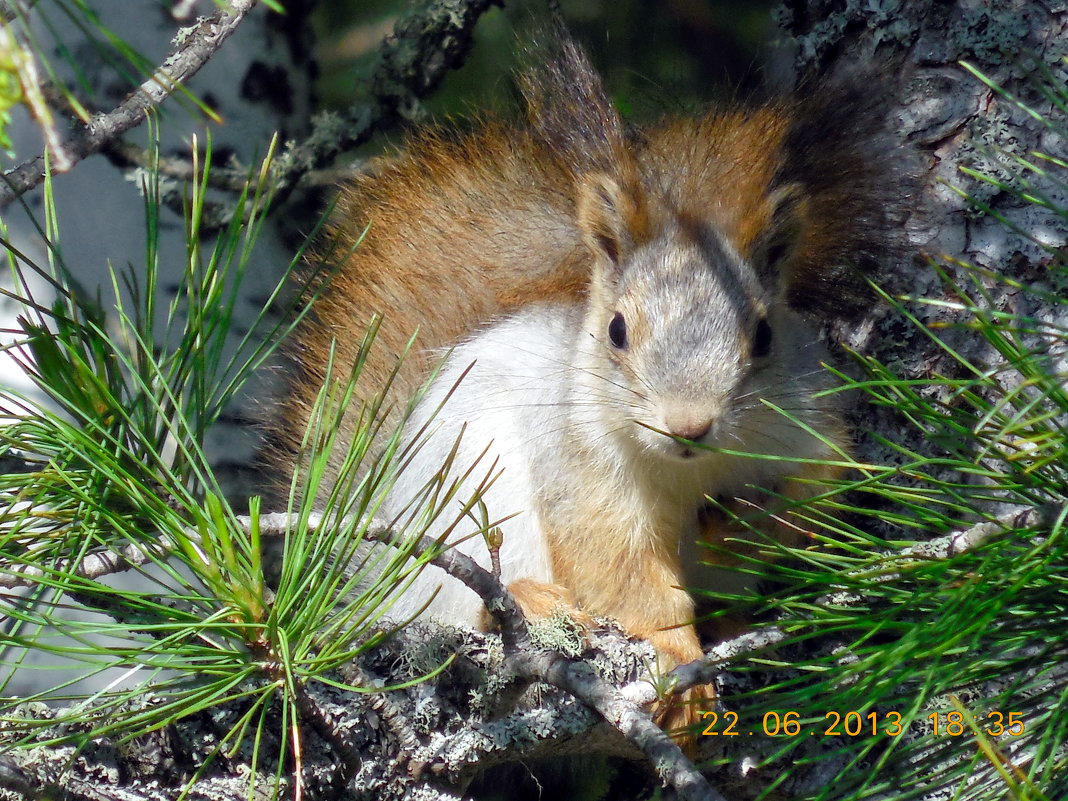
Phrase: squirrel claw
[{"left": 651, "top": 682, "right": 716, "bottom": 756}]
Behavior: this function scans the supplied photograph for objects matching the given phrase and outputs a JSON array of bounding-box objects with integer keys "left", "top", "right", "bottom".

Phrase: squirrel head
[
  {"left": 575, "top": 173, "right": 827, "bottom": 463},
  {"left": 522, "top": 24, "right": 843, "bottom": 464}
]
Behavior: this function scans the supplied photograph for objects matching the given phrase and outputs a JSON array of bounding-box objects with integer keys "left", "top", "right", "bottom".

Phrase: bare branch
[
  {"left": 0, "top": 0, "right": 257, "bottom": 207},
  {"left": 0, "top": 0, "right": 37, "bottom": 25},
  {"left": 57, "top": 0, "right": 501, "bottom": 230},
  {"left": 146, "top": 0, "right": 502, "bottom": 228},
  {"left": 274, "top": 0, "right": 502, "bottom": 184},
  {"left": 0, "top": 0, "right": 502, "bottom": 211},
  {"left": 101, "top": 138, "right": 369, "bottom": 210}
]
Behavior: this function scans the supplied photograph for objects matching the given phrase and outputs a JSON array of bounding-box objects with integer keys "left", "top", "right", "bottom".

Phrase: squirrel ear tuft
[
  {"left": 577, "top": 172, "right": 651, "bottom": 266},
  {"left": 753, "top": 183, "right": 808, "bottom": 287}
]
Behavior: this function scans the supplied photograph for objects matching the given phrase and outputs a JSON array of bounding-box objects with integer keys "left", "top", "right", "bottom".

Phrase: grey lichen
[
  {"left": 946, "top": 6, "right": 1031, "bottom": 65},
  {"left": 527, "top": 609, "right": 586, "bottom": 657},
  {"left": 775, "top": 0, "right": 921, "bottom": 66}
]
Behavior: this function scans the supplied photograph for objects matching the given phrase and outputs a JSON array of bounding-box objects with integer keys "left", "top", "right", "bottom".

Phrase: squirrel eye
[
  {"left": 752, "top": 317, "right": 773, "bottom": 358},
  {"left": 608, "top": 312, "right": 628, "bottom": 349},
  {"left": 766, "top": 243, "right": 789, "bottom": 269}
]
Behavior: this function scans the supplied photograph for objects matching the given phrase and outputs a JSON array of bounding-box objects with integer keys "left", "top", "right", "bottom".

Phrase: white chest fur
[
  {"left": 377, "top": 304, "right": 578, "bottom": 626},
  {"left": 377, "top": 301, "right": 836, "bottom": 626}
]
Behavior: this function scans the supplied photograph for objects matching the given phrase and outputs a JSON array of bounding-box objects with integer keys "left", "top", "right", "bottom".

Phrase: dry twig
[{"left": 0, "top": 0, "right": 256, "bottom": 207}]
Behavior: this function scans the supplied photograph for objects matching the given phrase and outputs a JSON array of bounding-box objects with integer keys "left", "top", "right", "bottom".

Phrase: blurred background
[{"left": 311, "top": 0, "right": 785, "bottom": 139}]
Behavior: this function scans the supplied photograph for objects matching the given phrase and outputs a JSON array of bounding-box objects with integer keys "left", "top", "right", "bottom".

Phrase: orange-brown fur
[
  {"left": 268, "top": 110, "right": 806, "bottom": 483},
  {"left": 269, "top": 122, "right": 588, "bottom": 483}
]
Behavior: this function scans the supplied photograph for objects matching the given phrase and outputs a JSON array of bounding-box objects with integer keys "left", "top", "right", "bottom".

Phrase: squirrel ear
[
  {"left": 576, "top": 172, "right": 650, "bottom": 266},
  {"left": 753, "top": 183, "right": 808, "bottom": 286}
]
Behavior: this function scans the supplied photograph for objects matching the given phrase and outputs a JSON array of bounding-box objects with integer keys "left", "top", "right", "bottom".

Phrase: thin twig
[
  {"left": 0, "top": 0, "right": 257, "bottom": 207},
  {"left": 101, "top": 138, "right": 369, "bottom": 194},
  {"left": 0, "top": 0, "right": 37, "bottom": 25},
  {"left": 261, "top": 0, "right": 503, "bottom": 197},
  {"left": 92, "top": 0, "right": 500, "bottom": 229},
  {"left": 155, "top": 0, "right": 500, "bottom": 228},
  {"left": 0, "top": 537, "right": 172, "bottom": 589}
]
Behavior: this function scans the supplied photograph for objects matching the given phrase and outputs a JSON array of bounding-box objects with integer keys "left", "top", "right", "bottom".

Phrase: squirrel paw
[
  {"left": 508, "top": 578, "right": 594, "bottom": 626},
  {"left": 479, "top": 578, "right": 594, "bottom": 630},
  {"left": 651, "top": 682, "right": 716, "bottom": 755}
]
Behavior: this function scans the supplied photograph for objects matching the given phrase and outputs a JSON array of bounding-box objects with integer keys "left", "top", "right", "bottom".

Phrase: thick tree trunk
[{"left": 780, "top": 0, "right": 1068, "bottom": 473}]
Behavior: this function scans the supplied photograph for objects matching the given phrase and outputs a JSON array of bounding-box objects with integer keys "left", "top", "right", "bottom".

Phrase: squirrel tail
[{"left": 776, "top": 69, "right": 917, "bottom": 316}]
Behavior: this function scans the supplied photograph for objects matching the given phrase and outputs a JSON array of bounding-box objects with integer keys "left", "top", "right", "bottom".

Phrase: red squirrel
[{"left": 264, "top": 28, "right": 901, "bottom": 738}]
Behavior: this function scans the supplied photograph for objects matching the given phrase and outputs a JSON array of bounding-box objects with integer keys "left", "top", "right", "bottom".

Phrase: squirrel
[{"left": 263, "top": 27, "right": 902, "bottom": 738}]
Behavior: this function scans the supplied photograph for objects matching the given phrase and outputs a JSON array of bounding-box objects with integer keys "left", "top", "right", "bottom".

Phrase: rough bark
[{"left": 779, "top": 0, "right": 1068, "bottom": 478}]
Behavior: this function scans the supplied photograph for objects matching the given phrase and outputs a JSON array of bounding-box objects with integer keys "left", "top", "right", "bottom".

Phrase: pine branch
[
  {"left": 629, "top": 502, "right": 1063, "bottom": 705},
  {"left": 7, "top": 506, "right": 1054, "bottom": 800},
  {"left": 0, "top": 0, "right": 256, "bottom": 207},
  {"left": 275, "top": 514, "right": 724, "bottom": 801},
  {"left": 0, "top": 510, "right": 722, "bottom": 800}
]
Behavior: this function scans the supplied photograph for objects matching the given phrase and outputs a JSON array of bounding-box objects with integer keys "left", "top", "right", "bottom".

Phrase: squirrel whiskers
[{"left": 263, "top": 25, "right": 905, "bottom": 741}]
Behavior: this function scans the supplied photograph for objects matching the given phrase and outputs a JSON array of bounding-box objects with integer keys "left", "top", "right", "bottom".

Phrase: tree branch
[
  {"left": 0, "top": 0, "right": 257, "bottom": 207},
  {"left": 268, "top": 514, "right": 725, "bottom": 801},
  {"left": 272, "top": 0, "right": 504, "bottom": 183},
  {"left": 101, "top": 139, "right": 369, "bottom": 195},
  {"left": 0, "top": 537, "right": 172, "bottom": 589},
  {"left": 1, "top": 503, "right": 1056, "bottom": 798},
  {"left": 136, "top": 0, "right": 502, "bottom": 228},
  {"left": 624, "top": 502, "right": 1062, "bottom": 706},
  {"left": 0, "top": 511, "right": 723, "bottom": 800}
]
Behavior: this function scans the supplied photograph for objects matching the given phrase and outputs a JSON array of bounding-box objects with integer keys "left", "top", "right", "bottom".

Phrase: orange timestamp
[
  {"left": 701, "top": 710, "right": 904, "bottom": 737},
  {"left": 700, "top": 710, "right": 1027, "bottom": 738},
  {"left": 928, "top": 711, "right": 1025, "bottom": 737}
]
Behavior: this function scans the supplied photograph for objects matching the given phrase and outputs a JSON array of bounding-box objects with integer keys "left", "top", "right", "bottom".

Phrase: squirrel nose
[{"left": 665, "top": 416, "right": 713, "bottom": 442}]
